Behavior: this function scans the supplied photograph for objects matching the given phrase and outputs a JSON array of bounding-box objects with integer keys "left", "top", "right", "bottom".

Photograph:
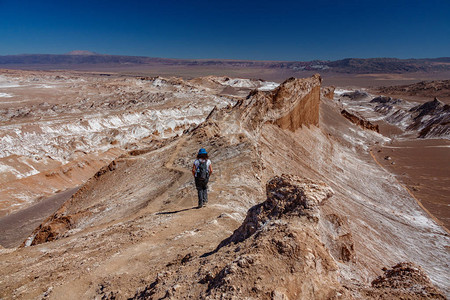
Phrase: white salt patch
[
  {"left": 258, "top": 81, "right": 280, "bottom": 91},
  {"left": 152, "top": 78, "right": 166, "bottom": 87},
  {"left": 225, "top": 78, "right": 256, "bottom": 88},
  {"left": 130, "top": 126, "right": 151, "bottom": 139},
  {"left": 0, "top": 163, "right": 16, "bottom": 174},
  {"left": 217, "top": 77, "right": 277, "bottom": 90},
  {"left": 174, "top": 230, "right": 198, "bottom": 240},
  {"left": 16, "top": 157, "right": 40, "bottom": 178},
  {"left": 0, "top": 93, "right": 13, "bottom": 98},
  {"left": 166, "top": 120, "right": 176, "bottom": 130},
  {"left": 12, "top": 192, "right": 33, "bottom": 202},
  {"left": 38, "top": 84, "right": 55, "bottom": 89},
  {"left": 334, "top": 88, "right": 354, "bottom": 96},
  {"left": 24, "top": 234, "right": 36, "bottom": 247},
  {"left": 87, "top": 119, "right": 104, "bottom": 131},
  {"left": 0, "top": 76, "right": 21, "bottom": 88},
  {"left": 15, "top": 169, "right": 39, "bottom": 179},
  {"left": 400, "top": 213, "right": 440, "bottom": 230},
  {"left": 0, "top": 162, "right": 27, "bottom": 179}
]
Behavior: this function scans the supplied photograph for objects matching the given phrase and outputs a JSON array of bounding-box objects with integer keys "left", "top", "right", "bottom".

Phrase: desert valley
[{"left": 0, "top": 55, "right": 449, "bottom": 299}]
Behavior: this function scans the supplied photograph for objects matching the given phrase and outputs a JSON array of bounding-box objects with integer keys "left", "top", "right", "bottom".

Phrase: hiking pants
[{"left": 195, "top": 178, "right": 208, "bottom": 207}]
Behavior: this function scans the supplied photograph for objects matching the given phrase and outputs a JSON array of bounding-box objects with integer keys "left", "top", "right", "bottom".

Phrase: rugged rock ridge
[
  {"left": 362, "top": 262, "right": 446, "bottom": 299},
  {"left": 341, "top": 109, "right": 380, "bottom": 132},
  {"left": 130, "top": 175, "right": 445, "bottom": 299},
  {"left": 338, "top": 89, "right": 450, "bottom": 139},
  {"left": 23, "top": 152, "right": 167, "bottom": 246},
  {"left": 378, "top": 97, "right": 450, "bottom": 138},
  {"left": 409, "top": 98, "right": 450, "bottom": 138},
  {"left": 23, "top": 160, "right": 122, "bottom": 246},
  {"left": 220, "top": 74, "right": 321, "bottom": 132},
  {"left": 216, "top": 174, "right": 334, "bottom": 248},
  {"left": 131, "top": 175, "right": 346, "bottom": 299},
  {"left": 370, "top": 96, "right": 403, "bottom": 114}
]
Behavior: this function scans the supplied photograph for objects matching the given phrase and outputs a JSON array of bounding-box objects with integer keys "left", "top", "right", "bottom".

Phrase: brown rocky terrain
[
  {"left": 372, "top": 97, "right": 449, "bottom": 139},
  {"left": 0, "top": 72, "right": 448, "bottom": 299},
  {"left": 361, "top": 262, "right": 446, "bottom": 299},
  {"left": 373, "top": 80, "right": 450, "bottom": 103},
  {"left": 337, "top": 89, "right": 450, "bottom": 139}
]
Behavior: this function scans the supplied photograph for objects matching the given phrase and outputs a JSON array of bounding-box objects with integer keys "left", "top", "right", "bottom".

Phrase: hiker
[{"left": 192, "top": 148, "right": 212, "bottom": 208}]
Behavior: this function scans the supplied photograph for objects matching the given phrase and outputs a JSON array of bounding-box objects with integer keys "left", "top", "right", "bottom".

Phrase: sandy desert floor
[{"left": 371, "top": 139, "right": 450, "bottom": 230}]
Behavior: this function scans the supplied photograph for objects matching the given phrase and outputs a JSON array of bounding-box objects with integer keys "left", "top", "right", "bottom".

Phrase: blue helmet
[{"left": 198, "top": 148, "right": 207, "bottom": 155}]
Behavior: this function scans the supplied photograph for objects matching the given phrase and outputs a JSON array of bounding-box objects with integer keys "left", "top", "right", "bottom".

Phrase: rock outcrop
[
  {"left": 362, "top": 262, "right": 446, "bottom": 299},
  {"left": 321, "top": 86, "right": 335, "bottom": 100},
  {"left": 375, "top": 79, "right": 450, "bottom": 102},
  {"left": 131, "top": 175, "right": 347, "bottom": 300},
  {"left": 375, "top": 97, "right": 450, "bottom": 138},
  {"left": 231, "top": 75, "right": 321, "bottom": 132},
  {"left": 130, "top": 175, "right": 446, "bottom": 299},
  {"left": 341, "top": 109, "right": 380, "bottom": 132},
  {"left": 216, "top": 174, "right": 333, "bottom": 248}
]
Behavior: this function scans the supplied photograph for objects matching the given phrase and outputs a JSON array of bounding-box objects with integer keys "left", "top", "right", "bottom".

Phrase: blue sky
[{"left": 0, "top": 0, "right": 449, "bottom": 60}]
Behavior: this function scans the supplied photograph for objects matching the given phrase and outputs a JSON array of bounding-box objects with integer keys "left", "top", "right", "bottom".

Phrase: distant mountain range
[{"left": 1, "top": 52, "right": 449, "bottom": 74}]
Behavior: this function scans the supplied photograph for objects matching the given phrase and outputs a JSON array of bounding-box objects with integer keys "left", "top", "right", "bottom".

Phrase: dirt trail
[
  {"left": 140, "top": 135, "right": 199, "bottom": 213},
  {"left": 162, "top": 135, "right": 196, "bottom": 209}
]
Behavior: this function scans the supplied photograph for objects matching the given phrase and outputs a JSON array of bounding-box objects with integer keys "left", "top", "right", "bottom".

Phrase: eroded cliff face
[
  {"left": 321, "top": 86, "right": 335, "bottom": 100},
  {"left": 233, "top": 74, "right": 321, "bottom": 132},
  {"left": 341, "top": 109, "right": 380, "bottom": 132},
  {"left": 1, "top": 74, "right": 448, "bottom": 299},
  {"left": 273, "top": 77, "right": 321, "bottom": 130}
]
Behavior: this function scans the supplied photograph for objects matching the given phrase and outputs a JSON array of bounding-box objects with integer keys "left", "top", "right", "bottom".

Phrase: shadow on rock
[{"left": 155, "top": 207, "right": 198, "bottom": 215}]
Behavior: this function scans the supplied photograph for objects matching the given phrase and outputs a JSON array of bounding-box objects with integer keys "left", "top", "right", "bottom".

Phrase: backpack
[{"left": 196, "top": 160, "right": 209, "bottom": 182}]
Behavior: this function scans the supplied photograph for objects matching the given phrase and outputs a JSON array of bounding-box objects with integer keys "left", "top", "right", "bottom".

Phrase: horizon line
[{"left": 0, "top": 52, "right": 449, "bottom": 63}]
